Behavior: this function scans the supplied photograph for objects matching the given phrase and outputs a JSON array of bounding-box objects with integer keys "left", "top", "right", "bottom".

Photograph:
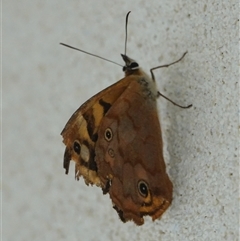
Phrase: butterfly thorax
[{"left": 122, "top": 54, "right": 158, "bottom": 100}]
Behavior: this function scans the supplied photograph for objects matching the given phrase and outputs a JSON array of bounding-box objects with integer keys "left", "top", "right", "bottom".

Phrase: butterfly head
[{"left": 121, "top": 54, "right": 140, "bottom": 75}]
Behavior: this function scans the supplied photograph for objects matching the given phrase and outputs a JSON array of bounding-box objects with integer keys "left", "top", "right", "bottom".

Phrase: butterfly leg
[
  {"left": 150, "top": 51, "right": 192, "bottom": 109},
  {"left": 150, "top": 51, "right": 188, "bottom": 81},
  {"left": 157, "top": 91, "right": 192, "bottom": 109}
]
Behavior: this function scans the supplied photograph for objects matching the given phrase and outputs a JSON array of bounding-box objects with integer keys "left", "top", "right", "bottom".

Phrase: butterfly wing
[
  {"left": 95, "top": 76, "right": 173, "bottom": 225},
  {"left": 61, "top": 76, "right": 132, "bottom": 186}
]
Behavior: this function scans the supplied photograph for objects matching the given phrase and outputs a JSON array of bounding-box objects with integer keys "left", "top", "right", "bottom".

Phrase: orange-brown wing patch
[
  {"left": 95, "top": 77, "right": 173, "bottom": 224},
  {"left": 61, "top": 76, "right": 134, "bottom": 187}
]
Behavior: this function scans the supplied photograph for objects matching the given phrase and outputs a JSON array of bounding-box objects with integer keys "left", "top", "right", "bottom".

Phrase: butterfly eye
[
  {"left": 73, "top": 140, "right": 81, "bottom": 154},
  {"left": 104, "top": 128, "right": 113, "bottom": 141},
  {"left": 130, "top": 62, "right": 139, "bottom": 69},
  {"left": 137, "top": 180, "right": 149, "bottom": 197}
]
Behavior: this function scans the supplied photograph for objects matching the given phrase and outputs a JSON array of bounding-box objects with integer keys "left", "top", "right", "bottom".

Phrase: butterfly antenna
[
  {"left": 124, "top": 11, "right": 131, "bottom": 55},
  {"left": 60, "top": 43, "right": 123, "bottom": 67}
]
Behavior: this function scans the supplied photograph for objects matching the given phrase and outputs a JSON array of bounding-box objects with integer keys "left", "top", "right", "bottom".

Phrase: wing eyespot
[
  {"left": 108, "top": 148, "right": 115, "bottom": 157},
  {"left": 104, "top": 128, "right": 113, "bottom": 141},
  {"left": 137, "top": 180, "right": 149, "bottom": 198},
  {"left": 73, "top": 140, "right": 81, "bottom": 154}
]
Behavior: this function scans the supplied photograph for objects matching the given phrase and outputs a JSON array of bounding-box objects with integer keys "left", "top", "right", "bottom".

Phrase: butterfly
[{"left": 61, "top": 11, "right": 191, "bottom": 225}]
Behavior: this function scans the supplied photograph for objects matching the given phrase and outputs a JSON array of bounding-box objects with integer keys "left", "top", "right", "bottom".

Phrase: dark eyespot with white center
[
  {"left": 137, "top": 180, "right": 149, "bottom": 198},
  {"left": 73, "top": 140, "right": 81, "bottom": 154},
  {"left": 104, "top": 128, "right": 113, "bottom": 141}
]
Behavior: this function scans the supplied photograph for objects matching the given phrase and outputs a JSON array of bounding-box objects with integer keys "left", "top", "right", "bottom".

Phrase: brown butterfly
[{"left": 61, "top": 12, "right": 192, "bottom": 225}]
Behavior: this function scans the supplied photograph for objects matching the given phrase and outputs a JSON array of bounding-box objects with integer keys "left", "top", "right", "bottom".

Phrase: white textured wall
[{"left": 3, "top": 1, "right": 239, "bottom": 240}]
